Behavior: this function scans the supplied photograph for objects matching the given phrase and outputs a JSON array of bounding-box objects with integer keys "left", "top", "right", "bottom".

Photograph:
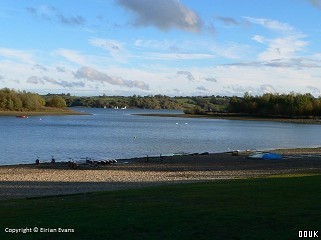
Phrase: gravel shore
[{"left": 1, "top": 148, "right": 321, "bottom": 200}]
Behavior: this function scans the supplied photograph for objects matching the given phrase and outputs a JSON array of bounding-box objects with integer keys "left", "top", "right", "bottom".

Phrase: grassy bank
[
  {"left": 0, "top": 108, "right": 90, "bottom": 116},
  {"left": 135, "top": 113, "right": 321, "bottom": 124},
  {"left": 1, "top": 175, "right": 320, "bottom": 240}
]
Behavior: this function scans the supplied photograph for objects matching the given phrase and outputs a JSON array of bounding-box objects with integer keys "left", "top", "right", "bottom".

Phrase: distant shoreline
[
  {"left": 134, "top": 113, "right": 321, "bottom": 124},
  {"left": 0, "top": 109, "right": 91, "bottom": 116}
]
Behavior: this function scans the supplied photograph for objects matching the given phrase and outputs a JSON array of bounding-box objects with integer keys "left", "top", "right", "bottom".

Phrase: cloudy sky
[{"left": 1, "top": 0, "right": 321, "bottom": 96}]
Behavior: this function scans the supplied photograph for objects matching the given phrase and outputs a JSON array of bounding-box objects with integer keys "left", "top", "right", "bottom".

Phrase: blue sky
[{"left": 1, "top": 0, "right": 321, "bottom": 96}]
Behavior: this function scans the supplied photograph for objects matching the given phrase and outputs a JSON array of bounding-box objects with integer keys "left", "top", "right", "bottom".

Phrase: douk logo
[{"left": 299, "top": 231, "right": 319, "bottom": 238}]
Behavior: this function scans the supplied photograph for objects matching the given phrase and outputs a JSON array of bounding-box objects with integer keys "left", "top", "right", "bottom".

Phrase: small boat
[{"left": 16, "top": 115, "right": 28, "bottom": 118}]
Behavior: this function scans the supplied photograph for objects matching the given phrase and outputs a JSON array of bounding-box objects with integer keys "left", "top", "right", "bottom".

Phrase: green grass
[{"left": 1, "top": 175, "right": 321, "bottom": 240}]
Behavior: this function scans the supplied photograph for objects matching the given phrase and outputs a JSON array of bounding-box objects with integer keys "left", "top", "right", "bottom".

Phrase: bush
[{"left": 46, "top": 96, "right": 67, "bottom": 109}]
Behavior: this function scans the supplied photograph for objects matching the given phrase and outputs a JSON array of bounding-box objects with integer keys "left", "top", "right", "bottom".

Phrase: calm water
[{"left": 1, "top": 108, "right": 321, "bottom": 165}]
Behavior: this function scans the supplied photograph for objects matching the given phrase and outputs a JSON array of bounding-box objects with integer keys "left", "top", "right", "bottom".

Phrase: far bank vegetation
[
  {"left": 184, "top": 92, "right": 321, "bottom": 119},
  {"left": 227, "top": 92, "right": 321, "bottom": 118},
  {"left": 0, "top": 88, "right": 67, "bottom": 111},
  {"left": 1, "top": 88, "right": 321, "bottom": 118},
  {"left": 55, "top": 92, "right": 321, "bottom": 118}
]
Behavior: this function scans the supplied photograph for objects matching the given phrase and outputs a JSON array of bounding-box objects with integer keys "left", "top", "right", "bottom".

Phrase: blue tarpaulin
[
  {"left": 261, "top": 153, "right": 282, "bottom": 159},
  {"left": 249, "top": 152, "right": 282, "bottom": 159}
]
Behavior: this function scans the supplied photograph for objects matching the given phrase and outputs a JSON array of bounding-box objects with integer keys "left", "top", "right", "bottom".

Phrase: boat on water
[{"left": 16, "top": 115, "right": 28, "bottom": 118}]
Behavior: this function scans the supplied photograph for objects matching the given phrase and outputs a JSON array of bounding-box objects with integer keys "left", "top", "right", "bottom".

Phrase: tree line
[
  {"left": 48, "top": 94, "right": 184, "bottom": 109},
  {"left": 183, "top": 93, "right": 321, "bottom": 118},
  {"left": 2, "top": 88, "right": 321, "bottom": 117},
  {"left": 51, "top": 94, "right": 230, "bottom": 111},
  {"left": 229, "top": 93, "right": 321, "bottom": 117},
  {"left": 0, "top": 88, "right": 66, "bottom": 111}
]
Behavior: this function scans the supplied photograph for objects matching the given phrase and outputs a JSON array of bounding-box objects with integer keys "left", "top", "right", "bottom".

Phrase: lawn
[{"left": 1, "top": 175, "right": 320, "bottom": 240}]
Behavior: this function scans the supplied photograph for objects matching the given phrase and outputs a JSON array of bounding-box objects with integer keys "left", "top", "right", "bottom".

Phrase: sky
[{"left": 1, "top": 0, "right": 321, "bottom": 96}]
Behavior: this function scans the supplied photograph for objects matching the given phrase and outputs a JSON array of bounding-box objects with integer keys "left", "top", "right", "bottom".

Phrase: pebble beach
[{"left": 1, "top": 148, "right": 321, "bottom": 200}]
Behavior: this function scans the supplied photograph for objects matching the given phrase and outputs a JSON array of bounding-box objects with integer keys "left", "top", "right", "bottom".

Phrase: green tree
[{"left": 46, "top": 96, "right": 67, "bottom": 108}]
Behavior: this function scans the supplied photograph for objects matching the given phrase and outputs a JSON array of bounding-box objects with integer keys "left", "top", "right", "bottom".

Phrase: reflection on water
[{"left": 1, "top": 108, "right": 321, "bottom": 165}]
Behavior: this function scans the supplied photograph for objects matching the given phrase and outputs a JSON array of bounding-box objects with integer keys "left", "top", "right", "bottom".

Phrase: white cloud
[
  {"left": 177, "top": 71, "right": 195, "bottom": 81},
  {"left": 259, "top": 84, "right": 277, "bottom": 94},
  {"left": 144, "top": 52, "right": 215, "bottom": 61},
  {"left": 252, "top": 35, "right": 265, "bottom": 44},
  {"left": 26, "top": 5, "right": 86, "bottom": 26},
  {"left": 89, "top": 38, "right": 123, "bottom": 52},
  {"left": 134, "top": 39, "right": 177, "bottom": 51},
  {"left": 210, "top": 42, "right": 250, "bottom": 60},
  {"left": 56, "top": 66, "right": 68, "bottom": 73},
  {"left": 180, "top": 63, "right": 321, "bottom": 96},
  {"left": 0, "top": 48, "right": 34, "bottom": 63},
  {"left": 74, "top": 67, "right": 150, "bottom": 90},
  {"left": 89, "top": 38, "right": 126, "bottom": 62},
  {"left": 196, "top": 85, "right": 209, "bottom": 92},
  {"left": 89, "top": 38, "right": 216, "bottom": 63},
  {"left": 245, "top": 17, "right": 295, "bottom": 33},
  {"left": 223, "top": 84, "right": 280, "bottom": 96},
  {"left": 27, "top": 76, "right": 45, "bottom": 85},
  {"left": 216, "top": 16, "right": 241, "bottom": 26},
  {"left": 55, "top": 49, "right": 87, "bottom": 65},
  {"left": 247, "top": 17, "right": 308, "bottom": 61},
  {"left": 27, "top": 74, "right": 85, "bottom": 89},
  {"left": 132, "top": 39, "right": 216, "bottom": 61},
  {"left": 256, "top": 37, "right": 308, "bottom": 61},
  {"left": 224, "top": 85, "right": 255, "bottom": 96},
  {"left": 33, "top": 64, "right": 48, "bottom": 72},
  {"left": 306, "top": 85, "right": 321, "bottom": 96},
  {"left": 204, "top": 77, "right": 217, "bottom": 83}
]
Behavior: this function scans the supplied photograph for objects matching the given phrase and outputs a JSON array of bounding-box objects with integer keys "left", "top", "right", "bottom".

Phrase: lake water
[{"left": 1, "top": 108, "right": 321, "bottom": 165}]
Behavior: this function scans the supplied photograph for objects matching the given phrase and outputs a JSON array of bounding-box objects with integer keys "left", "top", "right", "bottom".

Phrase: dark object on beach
[
  {"left": 160, "top": 154, "right": 164, "bottom": 160},
  {"left": 86, "top": 159, "right": 94, "bottom": 164},
  {"left": 35, "top": 158, "right": 40, "bottom": 165},
  {"left": 190, "top": 153, "right": 199, "bottom": 156},
  {"left": 232, "top": 151, "right": 239, "bottom": 156},
  {"left": 99, "top": 160, "right": 108, "bottom": 165},
  {"left": 85, "top": 157, "right": 95, "bottom": 164},
  {"left": 51, "top": 156, "right": 55, "bottom": 164},
  {"left": 68, "top": 161, "right": 78, "bottom": 169},
  {"left": 106, "top": 159, "right": 116, "bottom": 164}
]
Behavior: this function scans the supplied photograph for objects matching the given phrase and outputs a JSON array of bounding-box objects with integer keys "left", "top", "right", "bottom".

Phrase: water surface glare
[{"left": 1, "top": 108, "right": 321, "bottom": 165}]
